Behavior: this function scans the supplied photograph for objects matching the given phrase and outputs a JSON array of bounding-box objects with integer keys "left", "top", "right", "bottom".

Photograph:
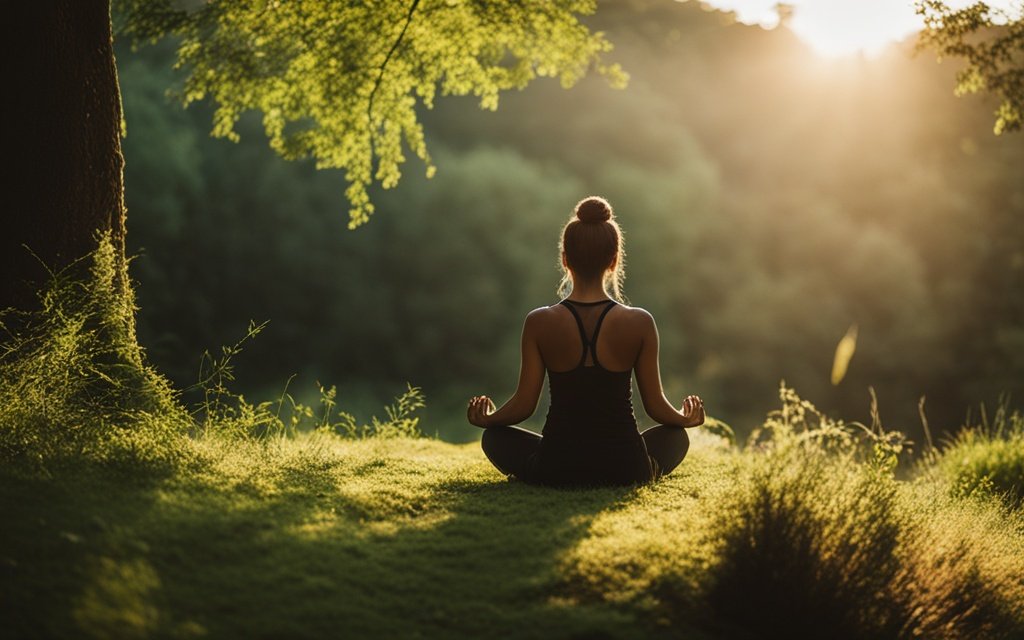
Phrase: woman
[{"left": 467, "top": 196, "right": 705, "bottom": 487}]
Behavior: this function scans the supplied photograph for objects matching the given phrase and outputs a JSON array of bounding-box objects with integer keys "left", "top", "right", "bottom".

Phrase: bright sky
[{"left": 697, "top": 0, "right": 1020, "bottom": 58}]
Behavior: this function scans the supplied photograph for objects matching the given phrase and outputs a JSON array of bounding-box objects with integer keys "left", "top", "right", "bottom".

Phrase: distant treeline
[{"left": 119, "top": 0, "right": 1024, "bottom": 442}]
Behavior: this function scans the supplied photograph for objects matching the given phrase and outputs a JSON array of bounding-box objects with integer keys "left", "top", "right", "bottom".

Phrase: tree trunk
[{"left": 1, "top": 0, "right": 127, "bottom": 314}]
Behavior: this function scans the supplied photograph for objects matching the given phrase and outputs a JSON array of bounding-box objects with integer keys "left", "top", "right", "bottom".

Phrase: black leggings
[{"left": 481, "top": 425, "right": 689, "bottom": 484}]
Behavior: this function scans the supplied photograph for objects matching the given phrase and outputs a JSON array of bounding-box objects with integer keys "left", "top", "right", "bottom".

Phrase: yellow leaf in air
[{"left": 831, "top": 324, "right": 858, "bottom": 386}]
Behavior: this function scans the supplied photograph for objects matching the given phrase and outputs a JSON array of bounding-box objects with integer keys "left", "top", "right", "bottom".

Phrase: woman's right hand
[
  {"left": 467, "top": 395, "right": 496, "bottom": 428},
  {"left": 681, "top": 395, "right": 705, "bottom": 427}
]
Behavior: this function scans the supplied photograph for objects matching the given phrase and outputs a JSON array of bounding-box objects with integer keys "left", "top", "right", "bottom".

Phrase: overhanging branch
[{"left": 367, "top": 0, "right": 421, "bottom": 122}]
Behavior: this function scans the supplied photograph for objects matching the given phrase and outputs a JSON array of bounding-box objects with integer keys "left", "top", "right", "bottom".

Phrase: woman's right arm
[
  {"left": 633, "top": 310, "right": 704, "bottom": 428},
  {"left": 466, "top": 309, "right": 546, "bottom": 428}
]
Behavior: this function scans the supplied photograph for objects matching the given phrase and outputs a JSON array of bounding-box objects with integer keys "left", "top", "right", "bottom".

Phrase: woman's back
[
  {"left": 532, "top": 299, "right": 654, "bottom": 485},
  {"left": 533, "top": 299, "right": 645, "bottom": 373}
]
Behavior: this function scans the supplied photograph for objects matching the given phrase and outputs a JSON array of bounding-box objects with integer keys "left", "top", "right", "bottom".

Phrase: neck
[{"left": 567, "top": 279, "right": 610, "bottom": 302}]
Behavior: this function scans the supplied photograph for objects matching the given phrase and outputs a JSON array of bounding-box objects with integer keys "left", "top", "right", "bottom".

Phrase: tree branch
[{"left": 367, "top": 0, "right": 421, "bottom": 122}]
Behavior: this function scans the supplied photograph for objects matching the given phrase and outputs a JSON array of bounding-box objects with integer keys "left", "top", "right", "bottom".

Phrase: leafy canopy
[
  {"left": 916, "top": 1, "right": 1024, "bottom": 134},
  {"left": 115, "top": 0, "right": 626, "bottom": 227}
]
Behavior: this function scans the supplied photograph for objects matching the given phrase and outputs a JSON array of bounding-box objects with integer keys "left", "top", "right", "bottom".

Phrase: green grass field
[
  {"left": 1, "top": 434, "right": 722, "bottom": 639},
  {"left": 3, "top": 423, "right": 1022, "bottom": 639}
]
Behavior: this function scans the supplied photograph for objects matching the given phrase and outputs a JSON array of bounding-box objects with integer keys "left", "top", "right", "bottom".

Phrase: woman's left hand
[
  {"left": 681, "top": 395, "right": 705, "bottom": 427},
  {"left": 467, "top": 395, "right": 497, "bottom": 428}
]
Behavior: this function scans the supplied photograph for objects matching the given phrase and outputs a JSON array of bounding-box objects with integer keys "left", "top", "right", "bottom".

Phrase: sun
[
  {"left": 694, "top": 0, "right": 922, "bottom": 58},
  {"left": 696, "top": 0, "right": 1022, "bottom": 58},
  {"left": 786, "top": 1, "right": 923, "bottom": 57}
]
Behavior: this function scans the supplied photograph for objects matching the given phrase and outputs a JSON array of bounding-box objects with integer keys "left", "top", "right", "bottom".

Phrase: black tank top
[{"left": 536, "top": 300, "right": 654, "bottom": 486}]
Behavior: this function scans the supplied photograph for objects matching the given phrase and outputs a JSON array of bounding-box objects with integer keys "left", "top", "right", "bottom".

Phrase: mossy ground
[
  {"left": 4, "top": 422, "right": 1024, "bottom": 639},
  {"left": 1, "top": 434, "right": 734, "bottom": 639}
]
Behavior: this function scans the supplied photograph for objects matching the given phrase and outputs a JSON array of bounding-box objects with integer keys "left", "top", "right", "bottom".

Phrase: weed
[{"left": 0, "top": 234, "right": 187, "bottom": 472}]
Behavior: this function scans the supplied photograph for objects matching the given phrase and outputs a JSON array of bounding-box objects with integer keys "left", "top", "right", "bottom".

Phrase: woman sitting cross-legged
[{"left": 467, "top": 196, "right": 704, "bottom": 487}]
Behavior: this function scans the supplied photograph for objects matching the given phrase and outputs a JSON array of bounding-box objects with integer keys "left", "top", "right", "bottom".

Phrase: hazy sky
[{"left": 698, "top": 0, "right": 1019, "bottom": 57}]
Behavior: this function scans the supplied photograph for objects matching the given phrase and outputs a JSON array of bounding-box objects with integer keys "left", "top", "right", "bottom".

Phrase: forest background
[{"left": 119, "top": 0, "right": 1024, "bottom": 444}]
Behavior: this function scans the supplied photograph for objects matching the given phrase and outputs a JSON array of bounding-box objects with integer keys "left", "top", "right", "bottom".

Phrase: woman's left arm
[{"left": 467, "top": 310, "right": 546, "bottom": 428}]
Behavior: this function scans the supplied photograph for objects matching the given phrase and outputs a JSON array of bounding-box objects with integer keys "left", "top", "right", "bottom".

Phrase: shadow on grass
[{"left": 0, "top": 457, "right": 666, "bottom": 639}]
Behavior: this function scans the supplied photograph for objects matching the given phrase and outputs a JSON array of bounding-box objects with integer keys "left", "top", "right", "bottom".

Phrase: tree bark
[{"left": 1, "top": 0, "right": 127, "bottom": 314}]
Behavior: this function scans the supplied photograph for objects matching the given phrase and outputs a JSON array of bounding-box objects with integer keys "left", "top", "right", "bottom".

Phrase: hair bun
[{"left": 575, "top": 196, "right": 612, "bottom": 223}]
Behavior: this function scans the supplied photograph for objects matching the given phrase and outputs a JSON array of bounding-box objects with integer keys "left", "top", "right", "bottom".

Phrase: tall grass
[
  {"left": 925, "top": 401, "right": 1024, "bottom": 508},
  {"left": 703, "top": 386, "right": 906, "bottom": 637},
  {"left": 0, "top": 236, "right": 187, "bottom": 471},
  {"left": 556, "top": 385, "right": 1024, "bottom": 639},
  {"left": 185, "top": 317, "right": 426, "bottom": 441},
  {"left": 0, "top": 236, "right": 426, "bottom": 474},
  {"left": 706, "top": 447, "right": 907, "bottom": 637},
  {"left": 896, "top": 483, "right": 1024, "bottom": 638},
  {"left": 702, "top": 385, "right": 1024, "bottom": 639}
]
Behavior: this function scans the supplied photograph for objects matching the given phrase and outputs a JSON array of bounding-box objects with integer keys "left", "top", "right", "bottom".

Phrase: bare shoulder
[
  {"left": 611, "top": 305, "right": 656, "bottom": 344},
  {"left": 526, "top": 305, "right": 558, "bottom": 321},
  {"left": 615, "top": 303, "right": 656, "bottom": 327},
  {"left": 524, "top": 305, "right": 558, "bottom": 330}
]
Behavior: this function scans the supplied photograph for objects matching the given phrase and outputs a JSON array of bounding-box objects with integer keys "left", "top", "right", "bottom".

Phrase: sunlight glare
[
  {"left": 788, "top": 1, "right": 921, "bottom": 57},
  {"left": 694, "top": 0, "right": 1020, "bottom": 58}
]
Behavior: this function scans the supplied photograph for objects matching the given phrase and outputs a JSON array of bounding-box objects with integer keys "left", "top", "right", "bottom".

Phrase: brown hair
[{"left": 558, "top": 196, "right": 626, "bottom": 302}]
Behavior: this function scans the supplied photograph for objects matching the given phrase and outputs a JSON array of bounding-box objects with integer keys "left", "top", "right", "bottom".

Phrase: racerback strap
[{"left": 560, "top": 299, "right": 617, "bottom": 368}]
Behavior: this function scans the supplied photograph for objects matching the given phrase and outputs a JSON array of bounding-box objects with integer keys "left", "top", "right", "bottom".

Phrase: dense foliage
[
  {"left": 119, "top": 1, "right": 1024, "bottom": 442},
  {"left": 917, "top": 0, "right": 1024, "bottom": 134},
  {"left": 114, "top": 0, "right": 624, "bottom": 226}
]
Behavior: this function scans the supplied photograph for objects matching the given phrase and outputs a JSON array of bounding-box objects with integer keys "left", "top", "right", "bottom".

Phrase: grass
[
  {"left": 2, "top": 242, "right": 1024, "bottom": 638},
  {"left": 0, "top": 435, "right": 721, "bottom": 639},
  {"left": 3, "top": 424, "right": 1023, "bottom": 639},
  {"left": 926, "top": 402, "right": 1024, "bottom": 509}
]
